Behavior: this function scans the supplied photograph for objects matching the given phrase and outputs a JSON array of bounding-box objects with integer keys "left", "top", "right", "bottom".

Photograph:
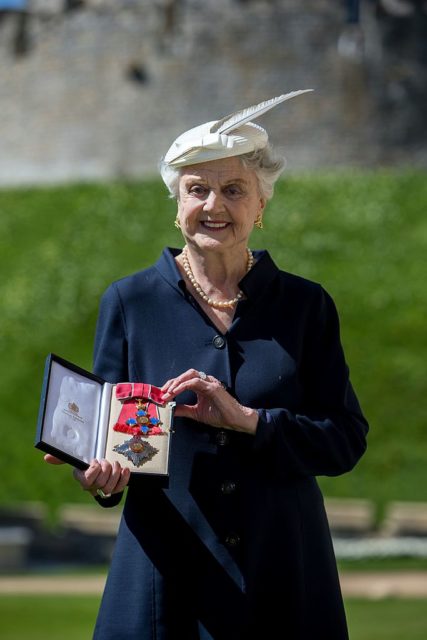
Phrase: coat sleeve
[
  {"left": 93, "top": 282, "right": 129, "bottom": 384},
  {"left": 92, "top": 283, "right": 130, "bottom": 508},
  {"left": 253, "top": 286, "right": 368, "bottom": 478}
]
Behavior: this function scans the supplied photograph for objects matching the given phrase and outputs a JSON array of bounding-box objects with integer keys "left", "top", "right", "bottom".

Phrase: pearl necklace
[{"left": 181, "top": 245, "right": 254, "bottom": 309}]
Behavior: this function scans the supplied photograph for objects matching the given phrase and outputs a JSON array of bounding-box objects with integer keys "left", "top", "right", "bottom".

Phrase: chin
[{"left": 190, "top": 235, "right": 227, "bottom": 249}]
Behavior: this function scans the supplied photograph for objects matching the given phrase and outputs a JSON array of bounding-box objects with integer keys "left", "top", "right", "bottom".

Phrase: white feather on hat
[{"left": 164, "top": 90, "right": 313, "bottom": 167}]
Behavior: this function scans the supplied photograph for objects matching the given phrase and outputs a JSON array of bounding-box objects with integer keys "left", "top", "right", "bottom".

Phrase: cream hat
[{"left": 164, "top": 90, "right": 313, "bottom": 168}]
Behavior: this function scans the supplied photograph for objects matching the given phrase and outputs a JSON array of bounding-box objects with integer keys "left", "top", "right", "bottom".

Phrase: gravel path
[
  {"left": 340, "top": 571, "right": 427, "bottom": 598},
  {"left": 1, "top": 572, "right": 427, "bottom": 598},
  {"left": 0, "top": 575, "right": 106, "bottom": 595}
]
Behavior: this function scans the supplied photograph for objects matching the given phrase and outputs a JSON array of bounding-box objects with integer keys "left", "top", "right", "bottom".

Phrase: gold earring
[
  {"left": 255, "top": 214, "right": 264, "bottom": 229},
  {"left": 174, "top": 215, "right": 181, "bottom": 229}
]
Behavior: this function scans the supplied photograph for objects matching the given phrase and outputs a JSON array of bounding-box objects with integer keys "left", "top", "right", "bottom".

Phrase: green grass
[
  {"left": 0, "top": 595, "right": 426, "bottom": 639},
  {"left": 345, "top": 599, "right": 427, "bottom": 640},
  {"left": 0, "top": 595, "right": 100, "bottom": 640},
  {"left": 338, "top": 557, "right": 427, "bottom": 572},
  {"left": 1, "top": 172, "right": 426, "bottom": 516}
]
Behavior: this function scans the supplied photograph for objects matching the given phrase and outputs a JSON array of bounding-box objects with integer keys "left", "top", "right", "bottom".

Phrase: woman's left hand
[{"left": 161, "top": 369, "right": 259, "bottom": 435}]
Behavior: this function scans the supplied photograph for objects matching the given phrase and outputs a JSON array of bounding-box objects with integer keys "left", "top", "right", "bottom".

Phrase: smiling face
[{"left": 177, "top": 156, "right": 265, "bottom": 255}]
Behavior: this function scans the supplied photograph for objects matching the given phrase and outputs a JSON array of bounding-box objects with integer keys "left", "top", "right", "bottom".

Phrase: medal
[
  {"left": 113, "top": 436, "right": 159, "bottom": 467},
  {"left": 113, "top": 392, "right": 166, "bottom": 467},
  {"left": 113, "top": 398, "right": 164, "bottom": 437}
]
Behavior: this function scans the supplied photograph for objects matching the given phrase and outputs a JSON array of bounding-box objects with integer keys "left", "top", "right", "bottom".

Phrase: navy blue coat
[{"left": 92, "top": 248, "right": 368, "bottom": 640}]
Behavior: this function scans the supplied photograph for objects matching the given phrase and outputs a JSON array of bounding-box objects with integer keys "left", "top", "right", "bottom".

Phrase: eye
[
  {"left": 189, "top": 184, "right": 208, "bottom": 197},
  {"left": 224, "top": 184, "right": 244, "bottom": 198}
]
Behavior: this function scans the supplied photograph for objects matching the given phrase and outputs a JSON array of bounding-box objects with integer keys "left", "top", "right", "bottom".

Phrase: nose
[{"left": 203, "top": 189, "right": 223, "bottom": 212}]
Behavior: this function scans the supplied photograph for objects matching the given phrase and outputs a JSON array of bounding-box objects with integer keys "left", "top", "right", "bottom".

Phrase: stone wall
[{"left": 0, "top": 0, "right": 426, "bottom": 185}]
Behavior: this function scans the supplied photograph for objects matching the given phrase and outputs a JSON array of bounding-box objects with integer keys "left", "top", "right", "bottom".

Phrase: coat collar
[{"left": 154, "top": 247, "right": 279, "bottom": 303}]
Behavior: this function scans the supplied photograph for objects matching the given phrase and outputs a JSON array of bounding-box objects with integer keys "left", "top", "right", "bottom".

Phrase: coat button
[
  {"left": 221, "top": 481, "right": 237, "bottom": 495},
  {"left": 225, "top": 533, "right": 241, "bottom": 547},
  {"left": 212, "top": 335, "right": 226, "bottom": 349},
  {"left": 216, "top": 430, "right": 229, "bottom": 446}
]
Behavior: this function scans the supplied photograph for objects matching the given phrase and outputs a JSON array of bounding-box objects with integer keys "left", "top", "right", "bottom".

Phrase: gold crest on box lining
[{"left": 68, "top": 402, "right": 79, "bottom": 414}]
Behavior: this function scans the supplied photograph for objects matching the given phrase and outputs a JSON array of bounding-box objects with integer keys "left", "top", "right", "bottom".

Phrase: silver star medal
[{"left": 113, "top": 436, "right": 159, "bottom": 467}]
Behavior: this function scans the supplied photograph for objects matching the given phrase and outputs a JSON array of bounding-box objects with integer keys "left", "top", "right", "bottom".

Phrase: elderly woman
[{"left": 46, "top": 92, "right": 368, "bottom": 639}]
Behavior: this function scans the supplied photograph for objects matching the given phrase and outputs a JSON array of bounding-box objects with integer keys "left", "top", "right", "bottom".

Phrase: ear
[{"left": 256, "top": 195, "right": 266, "bottom": 219}]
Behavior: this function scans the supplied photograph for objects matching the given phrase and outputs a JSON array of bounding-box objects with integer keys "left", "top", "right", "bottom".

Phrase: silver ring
[
  {"left": 198, "top": 371, "right": 207, "bottom": 381},
  {"left": 97, "top": 489, "right": 112, "bottom": 499}
]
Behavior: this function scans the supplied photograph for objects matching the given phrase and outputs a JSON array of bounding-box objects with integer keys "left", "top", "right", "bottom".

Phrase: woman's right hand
[
  {"left": 74, "top": 459, "right": 131, "bottom": 497},
  {"left": 44, "top": 454, "right": 130, "bottom": 497}
]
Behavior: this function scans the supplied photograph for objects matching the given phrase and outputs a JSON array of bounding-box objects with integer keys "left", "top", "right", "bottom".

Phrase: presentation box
[{"left": 35, "top": 354, "right": 174, "bottom": 476}]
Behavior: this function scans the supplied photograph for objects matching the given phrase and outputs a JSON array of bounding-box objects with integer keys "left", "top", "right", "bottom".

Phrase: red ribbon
[{"left": 115, "top": 383, "right": 165, "bottom": 405}]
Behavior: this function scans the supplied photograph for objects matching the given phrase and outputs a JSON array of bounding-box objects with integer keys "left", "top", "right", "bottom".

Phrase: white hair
[{"left": 159, "top": 145, "right": 285, "bottom": 202}]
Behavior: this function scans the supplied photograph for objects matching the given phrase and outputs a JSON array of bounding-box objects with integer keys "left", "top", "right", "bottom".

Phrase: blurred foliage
[{"left": 0, "top": 172, "right": 426, "bottom": 515}]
